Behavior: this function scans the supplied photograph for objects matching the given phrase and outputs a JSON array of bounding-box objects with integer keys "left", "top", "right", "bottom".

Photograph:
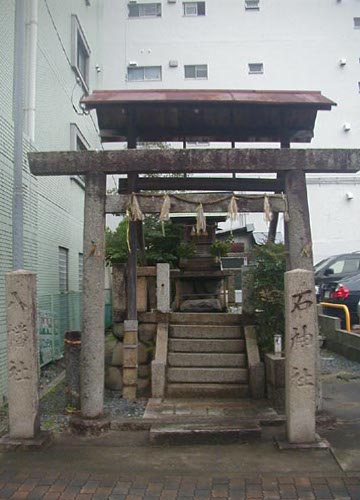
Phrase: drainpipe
[
  {"left": 12, "top": 0, "right": 26, "bottom": 270},
  {"left": 24, "top": 0, "right": 38, "bottom": 143}
]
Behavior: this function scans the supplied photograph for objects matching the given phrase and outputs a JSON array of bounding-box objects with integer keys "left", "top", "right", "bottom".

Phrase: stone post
[
  {"left": 81, "top": 173, "right": 106, "bottom": 419},
  {"left": 157, "top": 263, "right": 170, "bottom": 313},
  {"left": 122, "top": 320, "right": 138, "bottom": 400},
  {"left": 5, "top": 271, "right": 40, "bottom": 439},
  {"left": 285, "top": 269, "right": 317, "bottom": 443},
  {"left": 284, "top": 169, "right": 322, "bottom": 410},
  {"left": 241, "top": 266, "right": 254, "bottom": 315},
  {"left": 64, "top": 331, "right": 81, "bottom": 411}
]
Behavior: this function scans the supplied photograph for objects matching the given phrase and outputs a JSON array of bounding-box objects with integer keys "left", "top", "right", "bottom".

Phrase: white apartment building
[
  {"left": 102, "top": 0, "right": 360, "bottom": 262},
  {"left": 0, "top": 0, "right": 104, "bottom": 400}
]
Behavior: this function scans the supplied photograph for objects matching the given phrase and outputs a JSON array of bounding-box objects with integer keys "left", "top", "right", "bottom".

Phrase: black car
[
  {"left": 322, "top": 272, "right": 360, "bottom": 328},
  {"left": 314, "top": 252, "right": 360, "bottom": 301}
]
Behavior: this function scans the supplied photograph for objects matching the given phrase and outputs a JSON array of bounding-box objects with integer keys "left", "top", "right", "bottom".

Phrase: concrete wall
[
  {"left": 0, "top": 0, "right": 104, "bottom": 401},
  {"left": 318, "top": 313, "right": 360, "bottom": 363},
  {"left": 102, "top": 0, "right": 360, "bottom": 263}
]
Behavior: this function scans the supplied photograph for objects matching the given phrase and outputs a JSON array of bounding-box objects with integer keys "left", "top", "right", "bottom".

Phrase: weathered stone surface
[
  {"left": 111, "top": 342, "right": 123, "bottom": 367},
  {"left": 122, "top": 385, "right": 137, "bottom": 400},
  {"left": 105, "top": 367, "right": 122, "bottom": 391},
  {"left": 265, "top": 353, "right": 285, "bottom": 388},
  {"left": 139, "top": 323, "right": 156, "bottom": 342},
  {"left": 64, "top": 331, "right": 81, "bottom": 410},
  {"left": 167, "top": 367, "right": 248, "bottom": 384},
  {"left": 180, "top": 298, "right": 222, "bottom": 312},
  {"left": 112, "top": 264, "right": 127, "bottom": 315},
  {"left": 137, "top": 276, "right": 148, "bottom": 312},
  {"left": 138, "top": 342, "right": 149, "bottom": 365},
  {"left": 123, "top": 346, "right": 137, "bottom": 367},
  {"left": 285, "top": 269, "right": 317, "bottom": 443},
  {"left": 169, "top": 338, "right": 245, "bottom": 353},
  {"left": 152, "top": 362, "right": 166, "bottom": 398},
  {"left": 113, "top": 323, "right": 124, "bottom": 340},
  {"left": 6, "top": 271, "right": 40, "bottom": 439},
  {"left": 105, "top": 335, "right": 117, "bottom": 365},
  {"left": 137, "top": 378, "right": 149, "bottom": 391},
  {"left": 81, "top": 173, "right": 106, "bottom": 419},
  {"left": 123, "top": 367, "right": 137, "bottom": 386},
  {"left": 138, "top": 364, "right": 150, "bottom": 379},
  {"left": 241, "top": 266, "right": 254, "bottom": 315},
  {"left": 244, "top": 326, "right": 264, "bottom": 399},
  {"left": 124, "top": 330, "right": 137, "bottom": 345},
  {"left": 157, "top": 263, "right": 170, "bottom": 313}
]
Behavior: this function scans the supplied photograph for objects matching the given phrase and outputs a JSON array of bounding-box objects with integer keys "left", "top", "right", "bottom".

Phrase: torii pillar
[{"left": 80, "top": 173, "right": 106, "bottom": 419}]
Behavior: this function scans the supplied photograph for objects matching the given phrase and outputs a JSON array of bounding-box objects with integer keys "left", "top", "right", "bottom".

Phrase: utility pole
[{"left": 12, "top": 0, "right": 26, "bottom": 270}]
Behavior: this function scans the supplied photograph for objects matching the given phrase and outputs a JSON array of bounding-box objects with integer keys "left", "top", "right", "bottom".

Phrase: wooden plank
[
  {"left": 105, "top": 193, "right": 286, "bottom": 214},
  {"left": 28, "top": 149, "right": 360, "bottom": 175},
  {"left": 118, "top": 177, "right": 281, "bottom": 193}
]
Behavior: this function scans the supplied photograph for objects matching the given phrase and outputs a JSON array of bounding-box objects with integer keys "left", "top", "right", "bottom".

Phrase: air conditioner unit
[
  {"left": 128, "top": 61, "right": 138, "bottom": 67},
  {"left": 169, "top": 60, "right": 178, "bottom": 68}
]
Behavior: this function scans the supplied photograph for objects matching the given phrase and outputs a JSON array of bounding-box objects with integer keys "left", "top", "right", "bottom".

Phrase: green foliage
[
  {"left": 143, "top": 216, "right": 183, "bottom": 266},
  {"left": 105, "top": 220, "right": 129, "bottom": 265},
  {"left": 105, "top": 216, "right": 186, "bottom": 267},
  {"left": 249, "top": 242, "right": 286, "bottom": 353},
  {"left": 210, "top": 239, "right": 232, "bottom": 258}
]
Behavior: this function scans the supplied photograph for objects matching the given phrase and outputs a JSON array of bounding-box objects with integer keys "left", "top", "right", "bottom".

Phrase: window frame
[
  {"left": 354, "top": 17, "right": 360, "bottom": 29},
  {"left": 128, "top": 3, "right": 162, "bottom": 18},
  {"left": 59, "top": 247, "right": 69, "bottom": 294},
  {"left": 184, "top": 64, "right": 208, "bottom": 80},
  {"left": 183, "top": 2, "right": 206, "bottom": 17},
  {"left": 71, "top": 15, "right": 91, "bottom": 93},
  {"left": 245, "top": 0, "right": 260, "bottom": 10},
  {"left": 70, "top": 124, "right": 88, "bottom": 187},
  {"left": 127, "top": 65, "right": 162, "bottom": 82},
  {"left": 248, "top": 62, "right": 264, "bottom": 74}
]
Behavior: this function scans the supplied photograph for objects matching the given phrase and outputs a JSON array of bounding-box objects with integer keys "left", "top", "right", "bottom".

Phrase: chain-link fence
[{"left": 37, "top": 291, "right": 112, "bottom": 367}]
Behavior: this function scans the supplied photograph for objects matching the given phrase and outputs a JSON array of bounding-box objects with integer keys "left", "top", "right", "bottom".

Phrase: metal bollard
[{"left": 64, "top": 331, "right": 81, "bottom": 411}]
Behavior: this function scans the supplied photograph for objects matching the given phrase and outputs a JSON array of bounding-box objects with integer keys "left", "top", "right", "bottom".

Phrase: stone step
[
  {"left": 166, "top": 383, "right": 250, "bottom": 398},
  {"left": 167, "top": 367, "right": 248, "bottom": 384},
  {"left": 169, "top": 338, "right": 245, "bottom": 353},
  {"left": 149, "top": 421, "right": 261, "bottom": 445},
  {"left": 169, "top": 325, "right": 243, "bottom": 339},
  {"left": 169, "top": 313, "right": 242, "bottom": 326},
  {"left": 168, "top": 352, "right": 247, "bottom": 368}
]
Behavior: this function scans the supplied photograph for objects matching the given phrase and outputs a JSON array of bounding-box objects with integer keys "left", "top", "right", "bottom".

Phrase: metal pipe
[
  {"left": 12, "top": 0, "right": 26, "bottom": 270},
  {"left": 320, "top": 302, "right": 351, "bottom": 332},
  {"left": 24, "top": 0, "right": 38, "bottom": 143}
]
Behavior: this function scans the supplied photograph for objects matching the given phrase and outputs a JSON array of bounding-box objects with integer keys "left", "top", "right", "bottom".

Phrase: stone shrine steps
[{"left": 166, "top": 316, "right": 249, "bottom": 398}]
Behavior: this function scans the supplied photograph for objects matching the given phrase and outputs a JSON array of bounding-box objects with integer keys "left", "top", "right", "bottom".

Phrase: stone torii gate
[{"left": 27, "top": 89, "right": 360, "bottom": 444}]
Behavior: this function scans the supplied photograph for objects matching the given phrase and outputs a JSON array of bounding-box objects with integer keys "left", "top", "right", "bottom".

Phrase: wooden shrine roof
[{"left": 82, "top": 89, "right": 336, "bottom": 144}]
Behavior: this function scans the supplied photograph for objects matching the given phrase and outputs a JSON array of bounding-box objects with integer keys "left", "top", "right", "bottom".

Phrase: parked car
[
  {"left": 322, "top": 272, "right": 360, "bottom": 328},
  {"left": 314, "top": 252, "right": 360, "bottom": 301}
]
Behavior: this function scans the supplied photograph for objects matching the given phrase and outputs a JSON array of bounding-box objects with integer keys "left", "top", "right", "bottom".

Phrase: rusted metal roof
[{"left": 82, "top": 89, "right": 336, "bottom": 143}]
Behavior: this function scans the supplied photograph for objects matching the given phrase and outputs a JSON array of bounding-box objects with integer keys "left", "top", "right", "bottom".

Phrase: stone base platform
[
  {"left": 0, "top": 431, "right": 53, "bottom": 451},
  {"left": 150, "top": 421, "right": 261, "bottom": 445},
  {"left": 70, "top": 416, "right": 111, "bottom": 436},
  {"left": 142, "top": 398, "right": 284, "bottom": 445},
  {"left": 275, "top": 434, "right": 330, "bottom": 450}
]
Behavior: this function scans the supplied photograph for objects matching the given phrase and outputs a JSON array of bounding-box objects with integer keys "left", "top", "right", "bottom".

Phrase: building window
[
  {"left": 59, "top": 247, "right": 69, "bottom": 293},
  {"left": 128, "top": 3, "right": 161, "bottom": 17},
  {"left": 70, "top": 124, "right": 88, "bottom": 185},
  {"left": 79, "top": 253, "right": 83, "bottom": 291},
  {"left": 245, "top": 0, "right": 260, "bottom": 10},
  {"left": 183, "top": 2, "right": 206, "bottom": 16},
  {"left": 354, "top": 17, "right": 360, "bottom": 29},
  {"left": 184, "top": 64, "right": 208, "bottom": 79},
  {"left": 248, "top": 63, "right": 264, "bottom": 74},
  {"left": 71, "top": 15, "right": 91, "bottom": 92},
  {"left": 127, "top": 66, "right": 162, "bottom": 81}
]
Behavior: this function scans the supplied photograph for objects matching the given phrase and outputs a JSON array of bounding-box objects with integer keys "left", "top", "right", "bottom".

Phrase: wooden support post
[{"left": 81, "top": 173, "right": 106, "bottom": 419}]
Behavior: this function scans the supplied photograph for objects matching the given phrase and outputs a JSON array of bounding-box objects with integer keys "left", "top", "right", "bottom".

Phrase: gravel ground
[{"left": 321, "top": 347, "right": 360, "bottom": 376}]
